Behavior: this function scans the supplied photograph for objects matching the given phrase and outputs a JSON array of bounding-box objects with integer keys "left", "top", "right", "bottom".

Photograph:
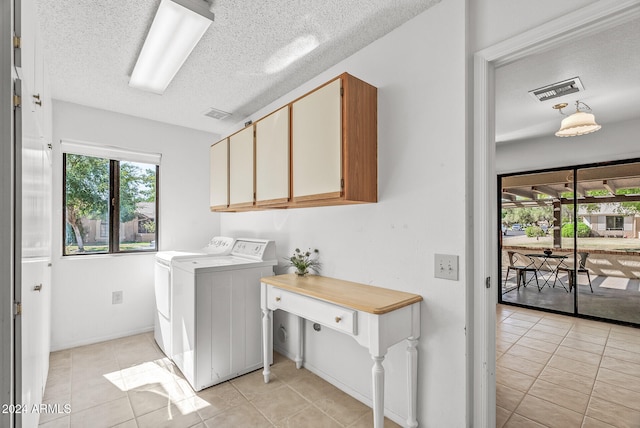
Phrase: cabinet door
[
  {"left": 255, "top": 106, "right": 289, "bottom": 205},
  {"left": 292, "top": 78, "right": 342, "bottom": 200},
  {"left": 229, "top": 127, "right": 254, "bottom": 208},
  {"left": 209, "top": 139, "right": 228, "bottom": 209}
]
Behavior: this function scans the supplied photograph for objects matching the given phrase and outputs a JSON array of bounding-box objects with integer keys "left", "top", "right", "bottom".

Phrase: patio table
[{"left": 524, "top": 253, "right": 569, "bottom": 292}]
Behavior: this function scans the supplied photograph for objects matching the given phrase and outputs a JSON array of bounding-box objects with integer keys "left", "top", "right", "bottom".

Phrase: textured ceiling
[
  {"left": 496, "top": 16, "right": 640, "bottom": 144},
  {"left": 36, "top": 0, "right": 440, "bottom": 137}
]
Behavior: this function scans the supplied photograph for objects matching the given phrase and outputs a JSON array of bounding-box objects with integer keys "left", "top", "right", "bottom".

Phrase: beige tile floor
[
  {"left": 497, "top": 304, "right": 640, "bottom": 428},
  {"left": 39, "top": 332, "right": 400, "bottom": 428}
]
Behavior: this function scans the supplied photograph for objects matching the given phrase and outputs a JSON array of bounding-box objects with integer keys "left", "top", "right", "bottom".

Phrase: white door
[
  {"left": 210, "top": 139, "right": 229, "bottom": 208},
  {"left": 292, "top": 78, "right": 342, "bottom": 200},
  {"left": 229, "top": 126, "right": 255, "bottom": 207},
  {"left": 255, "top": 106, "right": 289, "bottom": 205}
]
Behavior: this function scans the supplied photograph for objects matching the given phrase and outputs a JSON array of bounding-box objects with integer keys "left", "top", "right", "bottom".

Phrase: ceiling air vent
[
  {"left": 203, "top": 107, "right": 231, "bottom": 120},
  {"left": 528, "top": 77, "right": 585, "bottom": 102}
]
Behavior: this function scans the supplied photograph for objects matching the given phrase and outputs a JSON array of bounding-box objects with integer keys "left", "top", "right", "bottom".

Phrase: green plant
[
  {"left": 525, "top": 226, "right": 546, "bottom": 240},
  {"left": 561, "top": 222, "right": 591, "bottom": 238},
  {"left": 286, "top": 248, "right": 320, "bottom": 276}
]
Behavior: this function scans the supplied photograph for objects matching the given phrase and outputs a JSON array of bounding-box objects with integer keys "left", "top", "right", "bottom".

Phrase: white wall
[
  {"left": 222, "top": 2, "right": 467, "bottom": 426},
  {"left": 50, "top": 101, "right": 219, "bottom": 350},
  {"left": 470, "top": 0, "right": 599, "bottom": 51},
  {"left": 496, "top": 118, "right": 640, "bottom": 174}
]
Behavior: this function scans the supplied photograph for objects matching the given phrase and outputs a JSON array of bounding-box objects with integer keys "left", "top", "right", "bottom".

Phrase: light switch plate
[
  {"left": 435, "top": 254, "right": 459, "bottom": 281},
  {"left": 112, "top": 291, "right": 123, "bottom": 304}
]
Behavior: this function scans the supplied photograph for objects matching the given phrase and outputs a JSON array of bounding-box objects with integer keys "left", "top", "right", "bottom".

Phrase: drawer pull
[
  {"left": 275, "top": 297, "right": 281, "bottom": 302},
  {"left": 335, "top": 316, "right": 342, "bottom": 323}
]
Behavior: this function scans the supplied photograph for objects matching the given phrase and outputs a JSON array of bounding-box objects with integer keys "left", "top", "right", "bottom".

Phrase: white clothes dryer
[{"left": 154, "top": 237, "right": 235, "bottom": 357}]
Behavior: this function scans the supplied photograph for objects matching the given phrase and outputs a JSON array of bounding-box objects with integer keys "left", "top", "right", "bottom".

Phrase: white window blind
[{"left": 60, "top": 139, "right": 162, "bottom": 165}]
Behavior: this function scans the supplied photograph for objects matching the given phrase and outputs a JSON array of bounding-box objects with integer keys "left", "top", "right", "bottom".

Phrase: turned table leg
[
  {"left": 371, "top": 354, "right": 385, "bottom": 428},
  {"left": 407, "top": 337, "right": 419, "bottom": 427},
  {"left": 262, "top": 308, "right": 272, "bottom": 383}
]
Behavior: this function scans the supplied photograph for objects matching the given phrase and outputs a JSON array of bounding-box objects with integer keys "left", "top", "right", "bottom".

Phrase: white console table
[{"left": 260, "top": 274, "right": 422, "bottom": 428}]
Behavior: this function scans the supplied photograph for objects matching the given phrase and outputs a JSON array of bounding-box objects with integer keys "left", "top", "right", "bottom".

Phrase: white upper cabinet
[
  {"left": 255, "top": 106, "right": 289, "bottom": 206},
  {"left": 209, "top": 139, "right": 229, "bottom": 209},
  {"left": 292, "top": 79, "right": 342, "bottom": 201},
  {"left": 229, "top": 126, "right": 255, "bottom": 208}
]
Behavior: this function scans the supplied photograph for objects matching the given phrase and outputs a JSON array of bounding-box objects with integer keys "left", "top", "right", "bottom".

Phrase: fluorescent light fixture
[
  {"left": 129, "top": 0, "right": 214, "bottom": 94},
  {"left": 263, "top": 35, "right": 319, "bottom": 74}
]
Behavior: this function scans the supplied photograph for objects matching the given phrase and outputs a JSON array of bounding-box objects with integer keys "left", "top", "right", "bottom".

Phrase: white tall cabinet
[{"left": 13, "top": 0, "right": 54, "bottom": 426}]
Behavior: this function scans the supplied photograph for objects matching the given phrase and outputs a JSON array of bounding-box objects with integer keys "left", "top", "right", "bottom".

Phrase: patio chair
[
  {"left": 504, "top": 251, "right": 538, "bottom": 291},
  {"left": 555, "top": 252, "right": 593, "bottom": 293}
]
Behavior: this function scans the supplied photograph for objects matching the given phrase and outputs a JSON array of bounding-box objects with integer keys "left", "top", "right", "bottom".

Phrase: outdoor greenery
[
  {"left": 501, "top": 206, "right": 553, "bottom": 228},
  {"left": 64, "top": 155, "right": 109, "bottom": 252},
  {"left": 525, "top": 225, "right": 546, "bottom": 239},
  {"left": 561, "top": 222, "right": 592, "bottom": 238},
  {"left": 65, "top": 154, "right": 156, "bottom": 253}
]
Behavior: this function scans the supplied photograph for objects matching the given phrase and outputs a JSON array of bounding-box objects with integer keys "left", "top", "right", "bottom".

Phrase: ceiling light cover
[
  {"left": 129, "top": 0, "right": 213, "bottom": 94},
  {"left": 554, "top": 101, "right": 602, "bottom": 137}
]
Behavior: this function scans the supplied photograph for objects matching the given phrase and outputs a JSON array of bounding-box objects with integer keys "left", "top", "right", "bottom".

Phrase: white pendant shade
[
  {"left": 129, "top": 0, "right": 213, "bottom": 94},
  {"left": 555, "top": 111, "right": 601, "bottom": 137}
]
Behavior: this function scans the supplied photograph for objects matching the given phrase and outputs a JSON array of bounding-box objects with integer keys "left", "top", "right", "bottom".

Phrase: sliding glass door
[
  {"left": 500, "top": 169, "right": 574, "bottom": 314},
  {"left": 574, "top": 162, "right": 640, "bottom": 324},
  {"left": 499, "top": 159, "right": 640, "bottom": 326}
]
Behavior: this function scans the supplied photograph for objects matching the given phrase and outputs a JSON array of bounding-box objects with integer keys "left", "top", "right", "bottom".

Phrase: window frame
[
  {"left": 62, "top": 153, "right": 159, "bottom": 256},
  {"left": 605, "top": 215, "right": 624, "bottom": 231}
]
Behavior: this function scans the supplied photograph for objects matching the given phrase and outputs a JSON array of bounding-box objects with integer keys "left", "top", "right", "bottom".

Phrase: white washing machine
[
  {"left": 154, "top": 237, "right": 236, "bottom": 358},
  {"left": 171, "top": 238, "right": 276, "bottom": 391}
]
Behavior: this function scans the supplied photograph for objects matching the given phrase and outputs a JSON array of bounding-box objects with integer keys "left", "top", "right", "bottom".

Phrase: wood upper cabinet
[
  {"left": 292, "top": 73, "right": 377, "bottom": 205},
  {"left": 228, "top": 126, "right": 255, "bottom": 208},
  {"left": 209, "top": 72, "right": 376, "bottom": 212},
  {"left": 209, "top": 139, "right": 229, "bottom": 209},
  {"left": 255, "top": 106, "right": 290, "bottom": 206}
]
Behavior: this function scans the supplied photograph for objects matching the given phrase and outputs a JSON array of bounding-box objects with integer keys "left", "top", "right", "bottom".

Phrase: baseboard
[
  {"left": 302, "top": 361, "right": 406, "bottom": 426},
  {"left": 50, "top": 326, "right": 154, "bottom": 352},
  {"left": 273, "top": 344, "right": 297, "bottom": 361}
]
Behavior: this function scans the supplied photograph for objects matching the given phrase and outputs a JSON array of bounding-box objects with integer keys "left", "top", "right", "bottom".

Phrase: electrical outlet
[
  {"left": 112, "top": 291, "right": 123, "bottom": 304},
  {"left": 434, "top": 254, "right": 459, "bottom": 281}
]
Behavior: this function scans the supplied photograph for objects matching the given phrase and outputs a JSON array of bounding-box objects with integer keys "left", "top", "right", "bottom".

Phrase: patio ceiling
[{"left": 502, "top": 162, "right": 640, "bottom": 208}]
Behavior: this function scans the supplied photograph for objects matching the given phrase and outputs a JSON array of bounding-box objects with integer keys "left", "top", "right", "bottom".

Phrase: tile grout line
[
  {"left": 579, "top": 326, "right": 610, "bottom": 428},
  {"left": 505, "top": 313, "right": 563, "bottom": 428},
  {"left": 497, "top": 312, "right": 540, "bottom": 427}
]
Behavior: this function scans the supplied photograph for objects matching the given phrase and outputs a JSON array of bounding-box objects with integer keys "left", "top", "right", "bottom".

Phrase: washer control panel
[
  {"left": 203, "top": 236, "right": 235, "bottom": 255},
  {"left": 231, "top": 238, "right": 276, "bottom": 261}
]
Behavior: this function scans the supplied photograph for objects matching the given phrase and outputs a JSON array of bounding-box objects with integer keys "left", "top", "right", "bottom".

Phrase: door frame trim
[{"left": 472, "top": 1, "right": 640, "bottom": 426}]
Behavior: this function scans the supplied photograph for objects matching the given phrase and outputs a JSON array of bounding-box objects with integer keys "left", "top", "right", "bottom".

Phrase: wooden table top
[{"left": 260, "top": 274, "right": 423, "bottom": 315}]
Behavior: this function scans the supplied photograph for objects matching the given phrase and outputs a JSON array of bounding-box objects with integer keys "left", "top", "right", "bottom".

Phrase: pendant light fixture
[
  {"left": 553, "top": 100, "right": 602, "bottom": 137},
  {"left": 129, "top": 0, "right": 215, "bottom": 94}
]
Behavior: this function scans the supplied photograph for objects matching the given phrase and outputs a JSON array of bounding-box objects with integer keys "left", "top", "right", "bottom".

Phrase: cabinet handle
[
  {"left": 335, "top": 316, "right": 342, "bottom": 323},
  {"left": 33, "top": 284, "right": 42, "bottom": 292},
  {"left": 275, "top": 297, "right": 281, "bottom": 302},
  {"left": 33, "top": 94, "right": 42, "bottom": 106}
]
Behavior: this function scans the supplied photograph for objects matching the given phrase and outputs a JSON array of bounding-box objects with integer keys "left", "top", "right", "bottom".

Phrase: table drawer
[{"left": 268, "top": 285, "right": 357, "bottom": 335}]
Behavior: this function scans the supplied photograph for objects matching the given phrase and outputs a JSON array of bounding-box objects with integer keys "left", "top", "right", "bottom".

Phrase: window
[
  {"left": 606, "top": 216, "right": 624, "bottom": 231},
  {"left": 63, "top": 147, "right": 159, "bottom": 255}
]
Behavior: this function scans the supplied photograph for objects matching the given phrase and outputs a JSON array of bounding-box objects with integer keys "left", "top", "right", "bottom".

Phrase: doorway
[{"left": 473, "top": 2, "right": 640, "bottom": 426}]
